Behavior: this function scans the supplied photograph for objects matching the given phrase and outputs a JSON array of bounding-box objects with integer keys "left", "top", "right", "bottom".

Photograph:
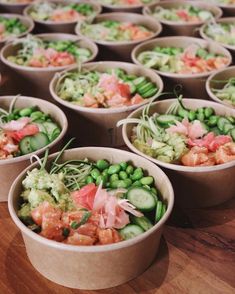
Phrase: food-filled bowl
[
  {"left": 0, "top": 33, "right": 98, "bottom": 98},
  {"left": 206, "top": 65, "right": 235, "bottom": 109},
  {"left": 0, "top": 0, "right": 33, "bottom": 14},
  {"left": 75, "top": 12, "right": 162, "bottom": 61},
  {"left": 0, "top": 13, "right": 34, "bottom": 49},
  {"left": 0, "top": 95, "right": 68, "bottom": 201},
  {"left": 121, "top": 98, "right": 235, "bottom": 208},
  {"left": 24, "top": 0, "right": 102, "bottom": 34},
  {"left": 206, "top": 0, "right": 235, "bottom": 16},
  {"left": 97, "top": 0, "right": 160, "bottom": 13},
  {"left": 131, "top": 36, "right": 232, "bottom": 99},
  {"left": 8, "top": 146, "right": 174, "bottom": 289},
  {"left": 49, "top": 61, "right": 164, "bottom": 146},
  {"left": 143, "top": 1, "right": 222, "bottom": 37}
]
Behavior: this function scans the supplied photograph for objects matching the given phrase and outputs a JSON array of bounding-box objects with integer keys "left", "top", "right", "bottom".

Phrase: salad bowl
[
  {"left": 206, "top": 66, "right": 235, "bottom": 109},
  {"left": 132, "top": 36, "right": 232, "bottom": 99},
  {"left": 49, "top": 61, "right": 164, "bottom": 146},
  {"left": 121, "top": 98, "right": 235, "bottom": 208},
  {"left": 0, "top": 33, "right": 98, "bottom": 99},
  {"left": 143, "top": 1, "right": 222, "bottom": 37},
  {"left": 75, "top": 12, "right": 162, "bottom": 61},
  {"left": 8, "top": 146, "right": 174, "bottom": 289},
  {"left": 0, "top": 95, "right": 68, "bottom": 201},
  {"left": 0, "top": 13, "right": 34, "bottom": 49},
  {"left": 24, "top": 0, "right": 102, "bottom": 34},
  {"left": 97, "top": 0, "right": 160, "bottom": 13},
  {"left": 206, "top": 0, "right": 235, "bottom": 16},
  {"left": 0, "top": 0, "right": 33, "bottom": 14}
]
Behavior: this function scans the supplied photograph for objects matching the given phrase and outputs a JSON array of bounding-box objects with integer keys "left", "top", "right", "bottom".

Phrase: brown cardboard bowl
[
  {"left": 132, "top": 36, "right": 232, "bottom": 99},
  {"left": 143, "top": 1, "right": 222, "bottom": 37},
  {"left": 0, "top": 33, "right": 98, "bottom": 99},
  {"left": 212, "top": 2, "right": 235, "bottom": 16},
  {"left": 122, "top": 98, "right": 235, "bottom": 208},
  {"left": 0, "top": 1, "right": 32, "bottom": 14},
  {"left": 200, "top": 17, "right": 235, "bottom": 54},
  {"left": 0, "top": 95, "right": 68, "bottom": 202},
  {"left": 8, "top": 146, "right": 174, "bottom": 290},
  {"left": 98, "top": 0, "right": 160, "bottom": 13},
  {"left": 206, "top": 65, "right": 235, "bottom": 109},
  {"left": 24, "top": 1, "right": 102, "bottom": 34},
  {"left": 75, "top": 12, "right": 162, "bottom": 61},
  {"left": 49, "top": 61, "right": 164, "bottom": 147},
  {"left": 0, "top": 13, "right": 34, "bottom": 49}
]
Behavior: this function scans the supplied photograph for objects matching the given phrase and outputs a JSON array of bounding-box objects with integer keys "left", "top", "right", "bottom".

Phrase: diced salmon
[
  {"left": 65, "top": 232, "right": 95, "bottom": 245},
  {"left": 97, "top": 228, "right": 122, "bottom": 245}
]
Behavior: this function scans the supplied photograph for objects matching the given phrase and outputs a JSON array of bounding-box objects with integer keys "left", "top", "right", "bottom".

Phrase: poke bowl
[
  {"left": 131, "top": 36, "right": 232, "bottom": 99},
  {"left": 120, "top": 98, "right": 235, "bottom": 208},
  {"left": 207, "top": 0, "right": 235, "bottom": 16},
  {"left": 49, "top": 61, "right": 164, "bottom": 146},
  {"left": 143, "top": 1, "right": 222, "bottom": 37},
  {"left": 8, "top": 146, "right": 174, "bottom": 289},
  {"left": 0, "top": 95, "right": 68, "bottom": 201},
  {"left": 97, "top": 0, "right": 160, "bottom": 13},
  {"left": 206, "top": 66, "right": 235, "bottom": 109},
  {"left": 0, "top": 0, "right": 34, "bottom": 14},
  {"left": 0, "top": 33, "right": 98, "bottom": 98},
  {"left": 200, "top": 17, "right": 235, "bottom": 56},
  {"left": 24, "top": 0, "right": 102, "bottom": 34},
  {"left": 0, "top": 13, "right": 34, "bottom": 49},
  {"left": 75, "top": 12, "right": 162, "bottom": 61}
]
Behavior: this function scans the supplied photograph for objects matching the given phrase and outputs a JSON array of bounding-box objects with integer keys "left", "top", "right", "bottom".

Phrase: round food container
[
  {"left": 75, "top": 12, "right": 162, "bottom": 62},
  {"left": 208, "top": 0, "right": 235, "bottom": 16},
  {"left": 143, "top": 1, "right": 222, "bottom": 37},
  {"left": 49, "top": 61, "right": 164, "bottom": 147},
  {"left": 206, "top": 66, "right": 235, "bottom": 109},
  {"left": 0, "top": 95, "right": 68, "bottom": 201},
  {"left": 97, "top": 0, "right": 160, "bottom": 13},
  {"left": 121, "top": 98, "right": 235, "bottom": 208},
  {"left": 24, "top": 0, "right": 102, "bottom": 34},
  {"left": 0, "top": 33, "right": 98, "bottom": 99},
  {"left": 8, "top": 146, "right": 174, "bottom": 289},
  {"left": 132, "top": 36, "right": 232, "bottom": 99},
  {"left": 0, "top": 13, "right": 34, "bottom": 50},
  {"left": 0, "top": 0, "right": 32, "bottom": 14}
]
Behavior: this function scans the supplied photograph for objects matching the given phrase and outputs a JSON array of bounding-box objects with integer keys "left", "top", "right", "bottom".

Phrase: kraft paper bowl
[
  {"left": 75, "top": 12, "right": 162, "bottom": 61},
  {"left": 0, "top": 95, "right": 68, "bottom": 202},
  {"left": 200, "top": 17, "right": 235, "bottom": 55},
  {"left": 206, "top": 65, "right": 235, "bottom": 109},
  {"left": 143, "top": 1, "right": 222, "bottom": 37},
  {"left": 132, "top": 36, "right": 232, "bottom": 99},
  {"left": 122, "top": 98, "right": 235, "bottom": 208},
  {"left": 211, "top": 1, "right": 235, "bottom": 16},
  {"left": 8, "top": 146, "right": 174, "bottom": 290},
  {"left": 0, "top": 13, "right": 34, "bottom": 49},
  {"left": 0, "top": 33, "right": 98, "bottom": 99},
  {"left": 0, "top": 0, "right": 32, "bottom": 14},
  {"left": 98, "top": 0, "right": 160, "bottom": 13},
  {"left": 49, "top": 61, "right": 164, "bottom": 147},
  {"left": 24, "top": 1, "right": 102, "bottom": 34}
]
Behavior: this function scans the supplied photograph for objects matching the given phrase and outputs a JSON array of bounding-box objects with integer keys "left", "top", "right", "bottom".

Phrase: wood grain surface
[{"left": 1, "top": 197, "right": 235, "bottom": 294}]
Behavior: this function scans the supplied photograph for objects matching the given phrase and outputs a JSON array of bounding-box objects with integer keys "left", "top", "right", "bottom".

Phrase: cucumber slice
[
  {"left": 119, "top": 224, "right": 144, "bottom": 240},
  {"left": 30, "top": 132, "right": 50, "bottom": 151},
  {"left": 19, "top": 136, "right": 33, "bottom": 155},
  {"left": 50, "top": 127, "right": 61, "bottom": 141},
  {"left": 217, "top": 117, "right": 230, "bottom": 132},
  {"left": 42, "top": 122, "right": 59, "bottom": 139},
  {"left": 161, "top": 203, "right": 166, "bottom": 219},
  {"left": 133, "top": 76, "right": 146, "bottom": 87},
  {"left": 126, "top": 81, "right": 136, "bottom": 94},
  {"left": 33, "top": 122, "right": 47, "bottom": 133},
  {"left": 127, "top": 187, "right": 156, "bottom": 212},
  {"left": 230, "top": 128, "right": 235, "bottom": 141},
  {"left": 223, "top": 123, "right": 234, "bottom": 135},
  {"left": 130, "top": 215, "right": 153, "bottom": 231},
  {"left": 141, "top": 87, "right": 158, "bottom": 98},
  {"left": 155, "top": 201, "right": 163, "bottom": 223},
  {"left": 156, "top": 114, "right": 180, "bottom": 126},
  {"left": 137, "top": 82, "right": 154, "bottom": 95}
]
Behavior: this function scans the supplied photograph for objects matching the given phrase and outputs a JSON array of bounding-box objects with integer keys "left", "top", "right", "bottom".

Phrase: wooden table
[{"left": 1, "top": 197, "right": 235, "bottom": 294}]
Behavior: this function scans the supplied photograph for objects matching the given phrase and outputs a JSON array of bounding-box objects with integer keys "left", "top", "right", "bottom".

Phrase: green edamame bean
[
  {"left": 7, "top": 113, "right": 14, "bottom": 121},
  {"left": 119, "top": 171, "right": 128, "bottom": 180},
  {"left": 86, "top": 176, "right": 94, "bottom": 184},
  {"left": 131, "top": 168, "right": 144, "bottom": 181},
  {"left": 204, "top": 107, "right": 214, "bottom": 118},
  {"left": 110, "top": 180, "right": 128, "bottom": 189},
  {"left": 19, "top": 108, "right": 32, "bottom": 117},
  {"left": 188, "top": 110, "right": 196, "bottom": 121},
  {"left": 126, "top": 165, "right": 134, "bottom": 175},
  {"left": 120, "top": 162, "right": 128, "bottom": 171},
  {"left": 96, "top": 175, "right": 107, "bottom": 186},
  {"left": 102, "top": 169, "right": 109, "bottom": 177},
  {"left": 110, "top": 173, "right": 119, "bottom": 182},
  {"left": 197, "top": 107, "right": 204, "bottom": 114},
  {"left": 196, "top": 112, "right": 204, "bottom": 122},
  {"left": 132, "top": 180, "right": 142, "bottom": 187},
  {"left": 207, "top": 115, "right": 219, "bottom": 127},
  {"left": 91, "top": 168, "right": 100, "bottom": 180},
  {"left": 13, "top": 108, "right": 20, "bottom": 115},
  {"left": 124, "top": 178, "right": 132, "bottom": 187},
  {"left": 178, "top": 108, "right": 189, "bottom": 118},
  {"left": 140, "top": 176, "right": 154, "bottom": 186},
  {"left": 108, "top": 164, "right": 121, "bottom": 175},
  {"left": 96, "top": 159, "right": 109, "bottom": 171},
  {"left": 151, "top": 187, "right": 158, "bottom": 195},
  {"left": 30, "top": 111, "right": 44, "bottom": 121}
]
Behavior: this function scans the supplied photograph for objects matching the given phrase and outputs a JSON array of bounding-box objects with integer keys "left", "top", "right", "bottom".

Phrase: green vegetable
[
  {"left": 127, "top": 187, "right": 156, "bottom": 212},
  {"left": 119, "top": 224, "right": 144, "bottom": 240}
]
